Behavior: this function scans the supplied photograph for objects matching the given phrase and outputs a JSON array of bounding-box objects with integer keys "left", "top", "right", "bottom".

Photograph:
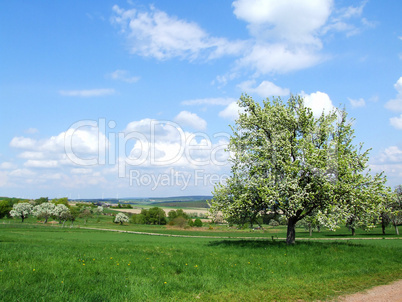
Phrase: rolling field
[{"left": 1, "top": 221, "right": 401, "bottom": 301}]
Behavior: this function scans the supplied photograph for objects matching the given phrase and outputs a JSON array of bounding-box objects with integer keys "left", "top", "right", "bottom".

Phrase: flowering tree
[
  {"left": 53, "top": 204, "right": 71, "bottom": 227},
  {"left": 114, "top": 213, "right": 129, "bottom": 225},
  {"left": 210, "top": 95, "right": 387, "bottom": 244},
  {"left": 33, "top": 202, "right": 56, "bottom": 223},
  {"left": 94, "top": 206, "right": 103, "bottom": 215},
  {"left": 10, "top": 203, "right": 33, "bottom": 222}
]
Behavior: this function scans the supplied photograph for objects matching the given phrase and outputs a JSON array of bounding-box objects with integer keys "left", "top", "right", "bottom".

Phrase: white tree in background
[
  {"left": 33, "top": 202, "right": 56, "bottom": 223},
  {"left": 10, "top": 203, "right": 33, "bottom": 223},
  {"left": 114, "top": 213, "right": 129, "bottom": 225}
]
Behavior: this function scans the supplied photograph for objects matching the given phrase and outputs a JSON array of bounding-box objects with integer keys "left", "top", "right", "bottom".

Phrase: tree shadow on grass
[{"left": 207, "top": 239, "right": 364, "bottom": 249}]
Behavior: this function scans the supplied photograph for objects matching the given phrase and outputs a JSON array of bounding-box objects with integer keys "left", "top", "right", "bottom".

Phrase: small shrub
[
  {"left": 170, "top": 217, "right": 188, "bottom": 228},
  {"left": 194, "top": 218, "right": 203, "bottom": 227},
  {"left": 269, "top": 220, "right": 279, "bottom": 226}
]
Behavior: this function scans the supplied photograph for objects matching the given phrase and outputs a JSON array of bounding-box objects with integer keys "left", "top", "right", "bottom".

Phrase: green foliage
[
  {"left": 193, "top": 218, "right": 203, "bottom": 227},
  {"left": 167, "top": 209, "right": 188, "bottom": 220},
  {"left": 0, "top": 199, "right": 14, "bottom": 218},
  {"left": 34, "top": 197, "right": 48, "bottom": 205},
  {"left": 188, "top": 219, "right": 194, "bottom": 227},
  {"left": 79, "top": 208, "right": 92, "bottom": 225},
  {"left": 130, "top": 213, "right": 146, "bottom": 224},
  {"left": 168, "top": 216, "right": 188, "bottom": 228},
  {"left": 51, "top": 197, "right": 69, "bottom": 207},
  {"left": 111, "top": 203, "right": 133, "bottom": 209},
  {"left": 140, "top": 207, "right": 167, "bottom": 225}
]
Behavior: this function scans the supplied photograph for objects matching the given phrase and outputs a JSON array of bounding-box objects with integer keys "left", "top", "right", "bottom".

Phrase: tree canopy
[{"left": 210, "top": 95, "right": 387, "bottom": 244}]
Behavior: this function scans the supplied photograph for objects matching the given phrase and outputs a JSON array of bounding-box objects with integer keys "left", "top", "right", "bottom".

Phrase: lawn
[{"left": 0, "top": 222, "right": 401, "bottom": 301}]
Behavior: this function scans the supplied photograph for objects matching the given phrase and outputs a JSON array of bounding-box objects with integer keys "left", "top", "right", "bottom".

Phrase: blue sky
[{"left": 0, "top": 0, "right": 401, "bottom": 199}]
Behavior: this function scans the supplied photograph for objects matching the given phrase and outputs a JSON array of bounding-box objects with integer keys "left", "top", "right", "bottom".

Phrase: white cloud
[
  {"left": 300, "top": 91, "right": 336, "bottom": 118},
  {"left": 376, "top": 146, "right": 402, "bottom": 163},
  {"left": 237, "top": 43, "right": 323, "bottom": 75},
  {"left": 111, "top": 5, "right": 245, "bottom": 61},
  {"left": 24, "top": 160, "right": 59, "bottom": 169},
  {"left": 390, "top": 114, "right": 402, "bottom": 130},
  {"left": 0, "top": 162, "right": 16, "bottom": 169},
  {"left": 8, "top": 168, "right": 36, "bottom": 178},
  {"left": 233, "top": 0, "right": 332, "bottom": 45},
  {"left": 348, "top": 97, "right": 366, "bottom": 108},
  {"left": 111, "top": 1, "right": 371, "bottom": 78},
  {"left": 0, "top": 171, "right": 7, "bottom": 187},
  {"left": 238, "top": 80, "right": 290, "bottom": 97},
  {"left": 371, "top": 146, "right": 402, "bottom": 187},
  {"left": 174, "top": 111, "right": 207, "bottom": 131},
  {"left": 10, "top": 125, "right": 108, "bottom": 168},
  {"left": 59, "top": 89, "right": 115, "bottom": 97},
  {"left": 322, "top": 1, "right": 373, "bottom": 37},
  {"left": 181, "top": 97, "right": 236, "bottom": 106},
  {"left": 109, "top": 70, "right": 140, "bottom": 83},
  {"left": 219, "top": 102, "right": 243, "bottom": 120},
  {"left": 385, "top": 77, "right": 402, "bottom": 112},
  {"left": 71, "top": 168, "right": 93, "bottom": 175},
  {"left": 10, "top": 137, "right": 36, "bottom": 149}
]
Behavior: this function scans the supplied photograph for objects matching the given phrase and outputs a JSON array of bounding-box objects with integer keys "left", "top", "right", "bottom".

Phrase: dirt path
[{"left": 334, "top": 279, "right": 402, "bottom": 302}]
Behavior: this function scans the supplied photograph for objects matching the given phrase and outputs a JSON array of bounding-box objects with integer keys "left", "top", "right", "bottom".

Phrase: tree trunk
[
  {"left": 382, "top": 220, "right": 386, "bottom": 235},
  {"left": 351, "top": 227, "right": 355, "bottom": 236},
  {"left": 21, "top": 215, "right": 24, "bottom": 223},
  {"left": 309, "top": 225, "right": 312, "bottom": 237},
  {"left": 286, "top": 218, "right": 297, "bottom": 245},
  {"left": 395, "top": 224, "right": 399, "bottom": 235}
]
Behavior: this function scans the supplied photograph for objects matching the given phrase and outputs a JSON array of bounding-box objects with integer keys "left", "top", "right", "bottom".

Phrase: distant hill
[
  {"left": 71, "top": 196, "right": 212, "bottom": 207},
  {"left": 149, "top": 199, "right": 210, "bottom": 208}
]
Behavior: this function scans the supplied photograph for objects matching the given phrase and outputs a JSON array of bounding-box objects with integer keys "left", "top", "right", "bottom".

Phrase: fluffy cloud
[
  {"left": 348, "top": 97, "right": 366, "bottom": 108},
  {"left": 219, "top": 102, "right": 243, "bottom": 120},
  {"left": 385, "top": 77, "right": 402, "bottom": 112},
  {"left": 174, "top": 111, "right": 207, "bottom": 131},
  {"left": 233, "top": 0, "right": 332, "bottom": 45},
  {"left": 238, "top": 80, "right": 289, "bottom": 97},
  {"left": 10, "top": 124, "right": 108, "bottom": 168},
  {"left": 111, "top": 5, "right": 245, "bottom": 61},
  {"left": 376, "top": 146, "right": 402, "bottom": 164},
  {"left": 371, "top": 145, "right": 402, "bottom": 187},
  {"left": 390, "top": 114, "right": 402, "bottom": 130},
  {"left": 59, "top": 89, "right": 115, "bottom": 97},
  {"left": 300, "top": 91, "right": 337, "bottom": 118},
  {"left": 111, "top": 1, "right": 370, "bottom": 77}
]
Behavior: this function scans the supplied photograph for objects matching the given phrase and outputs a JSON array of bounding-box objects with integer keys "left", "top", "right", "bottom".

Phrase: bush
[
  {"left": 188, "top": 219, "right": 194, "bottom": 227},
  {"left": 114, "top": 213, "right": 129, "bottom": 225},
  {"left": 130, "top": 213, "right": 146, "bottom": 224},
  {"left": 269, "top": 220, "right": 279, "bottom": 226},
  {"left": 194, "top": 218, "right": 203, "bottom": 227},
  {"left": 169, "top": 217, "right": 188, "bottom": 228}
]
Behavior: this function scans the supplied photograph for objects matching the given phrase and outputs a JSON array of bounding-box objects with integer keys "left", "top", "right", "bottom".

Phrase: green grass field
[{"left": 1, "top": 219, "right": 401, "bottom": 301}]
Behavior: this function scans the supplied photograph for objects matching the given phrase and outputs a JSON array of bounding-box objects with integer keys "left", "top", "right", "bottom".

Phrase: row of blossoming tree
[{"left": 9, "top": 198, "right": 104, "bottom": 227}]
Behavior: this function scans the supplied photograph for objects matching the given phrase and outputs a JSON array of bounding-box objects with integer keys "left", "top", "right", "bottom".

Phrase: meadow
[{"left": 1, "top": 218, "right": 401, "bottom": 301}]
